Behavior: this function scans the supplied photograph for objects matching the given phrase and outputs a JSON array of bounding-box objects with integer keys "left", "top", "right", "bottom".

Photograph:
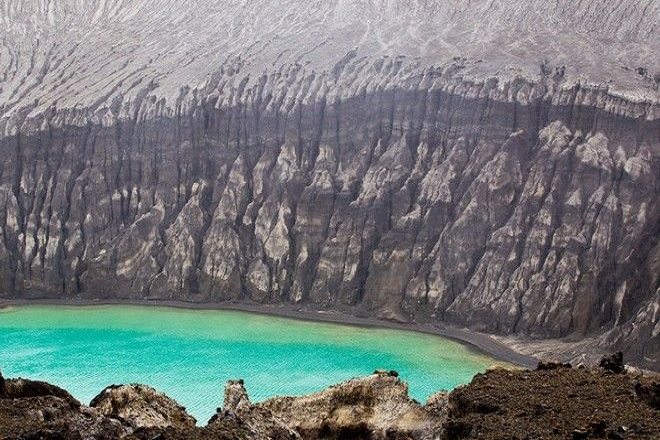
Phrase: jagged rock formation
[
  {"left": 0, "top": 374, "right": 133, "bottom": 439},
  {"left": 90, "top": 384, "right": 197, "bottom": 430},
  {"left": 260, "top": 371, "right": 444, "bottom": 438},
  {"left": 0, "top": 1, "right": 658, "bottom": 368},
  {"left": 209, "top": 379, "right": 300, "bottom": 439},
  {"left": 1, "top": 362, "right": 659, "bottom": 439},
  {"left": 222, "top": 380, "right": 252, "bottom": 413}
]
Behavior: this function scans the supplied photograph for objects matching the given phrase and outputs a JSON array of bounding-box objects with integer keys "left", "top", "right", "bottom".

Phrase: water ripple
[{"left": 0, "top": 305, "right": 501, "bottom": 422}]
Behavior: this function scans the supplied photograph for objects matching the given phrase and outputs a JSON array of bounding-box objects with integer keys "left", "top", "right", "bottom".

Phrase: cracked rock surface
[
  {"left": 90, "top": 384, "right": 197, "bottom": 430},
  {"left": 0, "top": 364, "right": 658, "bottom": 440},
  {"left": 0, "top": 1, "right": 658, "bottom": 369}
]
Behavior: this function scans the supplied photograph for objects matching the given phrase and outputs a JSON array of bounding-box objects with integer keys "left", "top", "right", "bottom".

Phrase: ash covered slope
[
  {"left": 1, "top": 0, "right": 658, "bottom": 114},
  {"left": 0, "top": 1, "right": 658, "bottom": 368}
]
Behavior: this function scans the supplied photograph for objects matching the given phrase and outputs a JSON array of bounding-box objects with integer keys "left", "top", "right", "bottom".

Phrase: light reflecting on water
[{"left": 0, "top": 305, "right": 500, "bottom": 422}]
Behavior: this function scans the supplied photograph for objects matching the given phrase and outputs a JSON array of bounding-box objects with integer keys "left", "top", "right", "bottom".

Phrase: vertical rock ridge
[{"left": 0, "top": 72, "right": 657, "bottom": 369}]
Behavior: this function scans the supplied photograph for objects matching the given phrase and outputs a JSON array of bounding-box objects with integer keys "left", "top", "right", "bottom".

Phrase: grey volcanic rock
[
  {"left": 209, "top": 380, "right": 300, "bottom": 439},
  {"left": 0, "top": 1, "right": 658, "bottom": 368},
  {"left": 222, "top": 379, "right": 251, "bottom": 412},
  {"left": 0, "top": 367, "right": 658, "bottom": 439},
  {"left": 0, "top": 376, "right": 132, "bottom": 439},
  {"left": 261, "top": 372, "right": 445, "bottom": 439},
  {"left": 90, "top": 384, "right": 197, "bottom": 429}
]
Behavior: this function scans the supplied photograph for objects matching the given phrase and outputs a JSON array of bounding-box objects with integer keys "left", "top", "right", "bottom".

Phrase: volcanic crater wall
[
  {"left": 1, "top": 69, "right": 658, "bottom": 367},
  {"left": 0, "top": 0, "right": 658, "bottom": 368}
]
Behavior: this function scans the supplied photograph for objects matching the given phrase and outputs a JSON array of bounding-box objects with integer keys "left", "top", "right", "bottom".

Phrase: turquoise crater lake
[{"left": 0, "top": 305, "right": 501, "bottom": 422}]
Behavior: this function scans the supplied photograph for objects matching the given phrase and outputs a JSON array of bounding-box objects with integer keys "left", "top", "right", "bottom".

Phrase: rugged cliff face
[{"left": 0, "top": 1, "right": 658, "bottom": 368}]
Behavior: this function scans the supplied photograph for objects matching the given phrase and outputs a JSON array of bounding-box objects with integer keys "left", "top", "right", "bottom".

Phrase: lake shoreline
[{"left": 0, "top": 298, "right": 538, "bottom": 369}]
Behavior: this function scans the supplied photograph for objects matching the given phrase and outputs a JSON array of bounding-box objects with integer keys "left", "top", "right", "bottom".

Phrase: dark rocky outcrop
[
  {"left": 537, "top": 360, "right": 573, "bottom": 371},
  {"left": 1, "top": 377, "right": 79, "bottom": 405},
  {"left": 634, "top": 381, "right": 660, "bottom": 410},
  {"left": 1, "top": 357, "right": 658, "bottom": 439},
  {"left": 442, "top": 361, "right": 660, "bottom": 440},
  {"left": 208, "top": 379, "right": 299, "bottom": 439},
  {"left": 260, "top": 373, "right": 444, "bottom": 439},
  {"left": 600, "top": 351, "right": 626, "bottom": 374},
  {"left": 221, "top": 379, "right": 251, "bottom": 413},
  {"left": 0, "top": 376, "right": 131, "bottom": 439},
  {"left": 0, "top": 1, "right": 658, "bottom": 370}
]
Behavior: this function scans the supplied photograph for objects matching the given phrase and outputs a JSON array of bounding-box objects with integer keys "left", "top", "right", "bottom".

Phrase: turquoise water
[{"left": 0, "top": 305, "right": 499, "bottom": 422}]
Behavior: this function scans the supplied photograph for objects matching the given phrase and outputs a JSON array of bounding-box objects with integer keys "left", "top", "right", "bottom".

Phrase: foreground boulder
[
  {"left": 1, "top": 377, "right": 79, "bottom": 405},
  {"left": 599, "top": 352, "right": 626, "bottom": 374},
  {"left": 208, "top": 380, "right": 300, "bottom": 439},
  {"left": 0, "top": 377, "right": 131, "bottom": 439},
  {"left": 261, "top": 372, "right": 444, "bottom": 439},
  {"left": 222, "top": 379, "right": 251, "bottom": 412},
  {"left": 90, "top": 384, "right": 197, "bottom": 429}
]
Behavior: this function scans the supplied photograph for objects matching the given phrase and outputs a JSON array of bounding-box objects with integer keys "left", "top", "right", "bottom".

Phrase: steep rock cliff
[{"left": 0, "top": 1, "right": 658, "bottom": 368}]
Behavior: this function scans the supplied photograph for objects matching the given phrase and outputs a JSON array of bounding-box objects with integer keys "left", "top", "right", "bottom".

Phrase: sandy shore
[{"left": 0, "top": 298, "right": 538, "bottom": 369}]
